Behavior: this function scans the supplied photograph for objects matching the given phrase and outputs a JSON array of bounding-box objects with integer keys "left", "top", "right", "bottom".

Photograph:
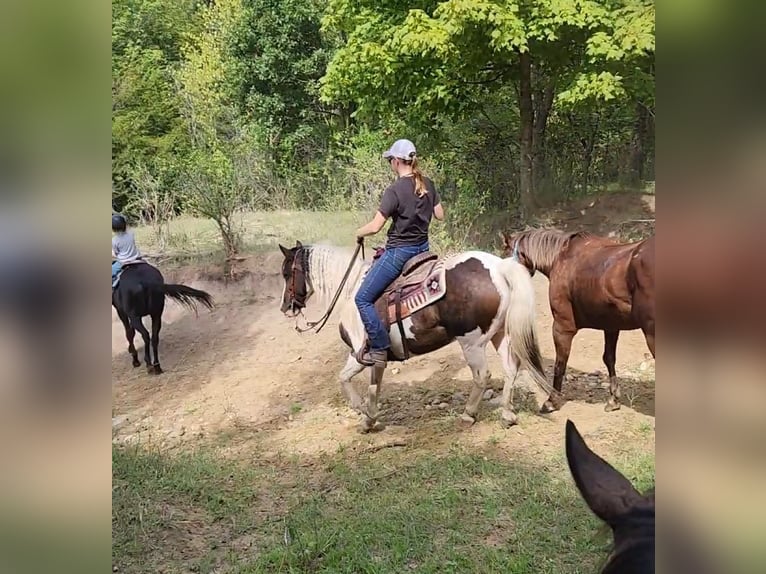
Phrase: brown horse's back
[{"left": 552, "top": 235, "right": 650, "bottom": 331}]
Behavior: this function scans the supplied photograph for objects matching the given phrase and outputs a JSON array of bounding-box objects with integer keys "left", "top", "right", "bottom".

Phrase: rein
[{"left": 294, "top": 241, "right": 365, "bottom": 334}]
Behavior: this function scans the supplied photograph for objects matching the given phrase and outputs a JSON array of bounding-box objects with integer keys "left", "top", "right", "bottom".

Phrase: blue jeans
[
  {"left": 354, "top": 241, "right": 429, "bottom": 351},
  {"left": 112, "top": 261, "right": 122, "bottom": 287}
]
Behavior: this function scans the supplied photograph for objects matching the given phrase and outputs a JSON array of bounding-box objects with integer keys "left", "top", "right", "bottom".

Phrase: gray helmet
[{"left": 112, "top": 213, "right": 127, "bottom": 232}]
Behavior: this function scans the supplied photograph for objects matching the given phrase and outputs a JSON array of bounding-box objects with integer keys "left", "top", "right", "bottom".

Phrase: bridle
[
  {"left": 287, "top": 241, "right": 365, "bottom": 334},
  {"left": 286, "top": 246, "right": 313, "bottom": 313}
]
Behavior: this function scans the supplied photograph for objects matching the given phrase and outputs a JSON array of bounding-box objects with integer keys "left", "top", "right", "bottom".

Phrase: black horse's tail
[{"left": 152, "top": 283, "right": 214, "bottom": 313}]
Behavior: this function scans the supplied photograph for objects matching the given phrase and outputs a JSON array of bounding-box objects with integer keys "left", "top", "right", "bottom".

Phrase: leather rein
[{"left": 293, "top": 241, "right": 365, "bottom": 334}]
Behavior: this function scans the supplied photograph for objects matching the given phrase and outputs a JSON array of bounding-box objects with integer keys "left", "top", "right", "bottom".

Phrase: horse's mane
[
  {"left": 305, "top": 243, "right": 370, "bottom": 307},
  {"left": 514, "top": 228, "right": 591, "bottom": 272}
]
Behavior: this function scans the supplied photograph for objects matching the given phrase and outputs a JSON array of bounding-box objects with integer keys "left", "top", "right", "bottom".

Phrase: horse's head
[
  {"left": 499, "top": 231, "right": 536, "bottom": 277},
  {"left": 278, "top": 240, "right": 312, "bottom": 317},
  {"left": 565, "top": 420, "right": 655, "bottom": 573}
]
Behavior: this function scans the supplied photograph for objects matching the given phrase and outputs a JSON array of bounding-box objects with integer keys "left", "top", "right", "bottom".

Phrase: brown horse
[{"left": 500, "top": 229, "right": 654, "bottom": 411}]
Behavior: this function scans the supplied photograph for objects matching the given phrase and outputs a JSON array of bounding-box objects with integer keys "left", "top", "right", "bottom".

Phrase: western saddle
[{"left": 372, "top": 251, "right": 447, "bottom": 359}]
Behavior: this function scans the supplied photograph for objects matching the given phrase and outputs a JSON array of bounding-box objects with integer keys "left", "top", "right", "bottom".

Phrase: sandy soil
[{"left": 112, "top": 248, "right": 655, "bottom": 462}]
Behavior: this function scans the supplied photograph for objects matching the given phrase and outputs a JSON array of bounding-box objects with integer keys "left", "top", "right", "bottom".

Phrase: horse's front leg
[
  {"left": 543, "top": 319, "right": 576, "bottom": 413},
  {"left": 361, "top": 362, "right": 386, "bottom": 432},
  {"left": 338, "top": 355, "right": 366, "bottom": 412}
]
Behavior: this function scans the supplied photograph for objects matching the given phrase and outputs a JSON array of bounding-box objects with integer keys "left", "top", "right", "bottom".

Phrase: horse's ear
[
  {"left": 565, "top": 420, "right": 643, "bottom": 527},
  {"left": 295, "top": 240, "right": 303, "bottom": 249},
  {"left": 279, "top": 244, "right": 291, "bottom": 257},
  {"left": 499, "top": 231, "right": 512, "bottom": 248}
]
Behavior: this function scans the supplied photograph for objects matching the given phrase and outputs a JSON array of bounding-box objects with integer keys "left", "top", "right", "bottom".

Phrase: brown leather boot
[{"left": 355, "top": 347, "right": 388, "bottom": 367}]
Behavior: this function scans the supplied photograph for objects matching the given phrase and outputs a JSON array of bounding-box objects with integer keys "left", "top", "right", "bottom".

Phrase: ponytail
[{"left": 406, "top": 155, "right": 427, "bottom": 198}]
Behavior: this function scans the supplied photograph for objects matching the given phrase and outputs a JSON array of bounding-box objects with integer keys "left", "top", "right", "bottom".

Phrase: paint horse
[
  {"left": 501, "top": 229, "right": 655, "bottom": 411},
  {"left": 565, "top": 420, "right": 655, "bottom": 573},
  {"left": 278, "top": 241, "right": 556, "bottom": 430}
]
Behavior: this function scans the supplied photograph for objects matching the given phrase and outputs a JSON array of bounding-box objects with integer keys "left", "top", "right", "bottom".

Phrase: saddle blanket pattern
[{"left": 383, "top": 260, "right": 447, "bottom": 324}]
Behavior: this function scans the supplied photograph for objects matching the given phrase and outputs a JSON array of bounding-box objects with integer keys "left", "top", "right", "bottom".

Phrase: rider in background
[
  {"left": 112, "top": 214, "right": 143, "bottom": 288},
  {"left": 353, "top": 139, "right": 445, "bottom": 367}
]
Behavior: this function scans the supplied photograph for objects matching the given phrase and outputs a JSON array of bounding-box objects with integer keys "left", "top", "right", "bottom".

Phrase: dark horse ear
[
  {"left": 499, "top": 231, "right": 512, "bottom": 249},
  {"left": 295, "top": 240, "right": 303, "bottom": 249},
  {"left": 279, "top": 244, "right": 292, "bottom": 257},
  {"left": 565, "top": 420, "right": 643, "bottom": 527}
]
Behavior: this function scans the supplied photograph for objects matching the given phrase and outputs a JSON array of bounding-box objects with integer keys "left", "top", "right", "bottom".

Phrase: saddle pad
[{"left": 384, "top": 260, "right": 446, "bottom": 324}]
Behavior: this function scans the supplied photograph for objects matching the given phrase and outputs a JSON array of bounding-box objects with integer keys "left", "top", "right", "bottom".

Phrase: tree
[
  {"left": 237, "top": 0, "right": 337, "bottom": 167},
  {"left": 320, "top": 0, "right": 654, "bottom": 214},
  {"left": 175, "top": 0, "right": 254, "bottom": 258},
  {"left": 112, "top": 0, "right": 199, "bottom": 211}
]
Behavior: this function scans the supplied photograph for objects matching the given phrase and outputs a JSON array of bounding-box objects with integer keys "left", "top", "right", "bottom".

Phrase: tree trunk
[
  {"left": 580, "top": 113, "right": 599, "bottom": 194},
  {"left": 518, "top": 51, "right": 535, "bottom": 217},
  {"left": 532, "top": 79, "right": 555, "bottom": 194},
  {"left": 627, "top": 102, "right": 648, "bottom": 187}
]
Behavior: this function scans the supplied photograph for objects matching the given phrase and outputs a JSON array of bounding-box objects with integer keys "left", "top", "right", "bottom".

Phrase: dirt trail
[{"left": 112, "top": 248, "right": 655, "bottom": 461}]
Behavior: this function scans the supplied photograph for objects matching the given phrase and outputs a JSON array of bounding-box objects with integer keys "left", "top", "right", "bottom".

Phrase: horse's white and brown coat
[{"left": 279, "top": 243, "right": 553, "bottom": 429}]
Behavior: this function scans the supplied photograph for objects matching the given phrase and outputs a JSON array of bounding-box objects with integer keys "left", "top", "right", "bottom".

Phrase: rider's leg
[
  {"left": 112, "top": 261, "right": 122, "bottom": 287},
  {"left": 354, "top": 249, "right": 404, "bottom": 364}
]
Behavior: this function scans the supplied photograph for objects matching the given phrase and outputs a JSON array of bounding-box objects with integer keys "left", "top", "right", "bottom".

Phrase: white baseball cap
[{"left": 382, "top": 139, "right": 417, "bottom": 160}]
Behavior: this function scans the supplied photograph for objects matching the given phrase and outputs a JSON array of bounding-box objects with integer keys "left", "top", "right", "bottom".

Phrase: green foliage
[
  {"left": 112, "top": 0, "right": 655, "bottom": 254},
  {"left": 112, "top": 0, "right": 198, "bottom": 212}
]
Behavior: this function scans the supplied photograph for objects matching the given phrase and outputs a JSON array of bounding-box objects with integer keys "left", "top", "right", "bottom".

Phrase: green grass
[{"left": 112, "top": 443, "right": 654, "bottom": 574}]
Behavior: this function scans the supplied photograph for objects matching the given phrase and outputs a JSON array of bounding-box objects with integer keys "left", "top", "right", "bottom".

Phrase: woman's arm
[
  {"left": 433, "top": 202, "right": 445, "bottom": 221},
  {"left": 356, "top": 211, "right": 387, "bottom": 238}
]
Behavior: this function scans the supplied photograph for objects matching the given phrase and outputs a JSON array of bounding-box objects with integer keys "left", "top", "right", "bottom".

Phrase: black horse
[
  {"left": 112, "top": 261, "right": 213, "bottom": 374},
  {"left": 565, "top": 420, "right": 654, "bottom": 573}
]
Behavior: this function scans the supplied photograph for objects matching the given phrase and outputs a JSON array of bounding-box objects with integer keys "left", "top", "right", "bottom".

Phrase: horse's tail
[
  {"left": 145, "top": 282, "right": 214, "bottom": 314},
  {"left": 497, "top": 257, "right": 553, "bottom": 396}
]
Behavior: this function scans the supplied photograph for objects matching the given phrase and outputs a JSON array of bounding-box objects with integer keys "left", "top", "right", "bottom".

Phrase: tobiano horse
[
  {"left": 278, "top": 241, "right": 557, "bottom": 431},
  {"left": 500, "top": 229, "right": 655, "bottom": 411},
  {"left": 112, "top": 261, "right": 214, "bottom": 374},
  {"left": 565, "top": 420, "right": 655, "bottom": 573}
]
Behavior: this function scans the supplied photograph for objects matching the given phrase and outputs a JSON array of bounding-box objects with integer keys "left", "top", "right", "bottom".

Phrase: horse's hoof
[
  {"left": 359, "top": 418, "right": 383, "bottom": 434},
  {"left": 132, "top": 360, "right": 140, "bottom": 368},
  {"left": 539, "top": 401, "right": 557, "bottom": 414},
  {"left": 500, "top": 409, "right": 518, "bottom": 428},
  {"left": 604, "top": 401, "right": 621, "bottom": 412},
  {"left": 459, "top": 413, "right": 476, "bottom": 426},
  {"left": 153, "top": 364, "right": 163, "bottom": 375},
  {"left": 500, "top": 417, "right": 518, "bottom": 429}
]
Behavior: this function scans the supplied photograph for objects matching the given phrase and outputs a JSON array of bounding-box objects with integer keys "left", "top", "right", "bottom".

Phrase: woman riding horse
[{"left": 353, "top": 139, "right": 445, "bottom": 367}]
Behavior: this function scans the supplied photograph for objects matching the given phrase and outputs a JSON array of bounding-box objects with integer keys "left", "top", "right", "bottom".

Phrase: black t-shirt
[{"left": 378, "top": 175, "right": 441, "bottom": 247}]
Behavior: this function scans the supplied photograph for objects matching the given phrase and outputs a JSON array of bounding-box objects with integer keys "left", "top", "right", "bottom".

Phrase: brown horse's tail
[
  {"left": 162, "top": 284, "right": 214, "bottom": 313},
  {"left": 497, "top": 257, "right": 553, "bottom": 396}
]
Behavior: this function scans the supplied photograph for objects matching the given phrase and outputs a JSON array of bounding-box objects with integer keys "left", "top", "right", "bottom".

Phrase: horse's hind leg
[
  {"left": 459, "top": 334, "right": 490, "bottom": 425},
  {"left": 149, "top": 313, "right": 163, "bottom": 374},
  {"left": 117, "top": 309, "right": 140, "bottom": 367},
  {"left": 492, "top": 333, "right": 521, "bottom": 428},
  {"left": 130, "top": 316, "right": 152, "bottom": 374},
  {"left": 603, "top": 330, "right": 621, "bottom": 411}
]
